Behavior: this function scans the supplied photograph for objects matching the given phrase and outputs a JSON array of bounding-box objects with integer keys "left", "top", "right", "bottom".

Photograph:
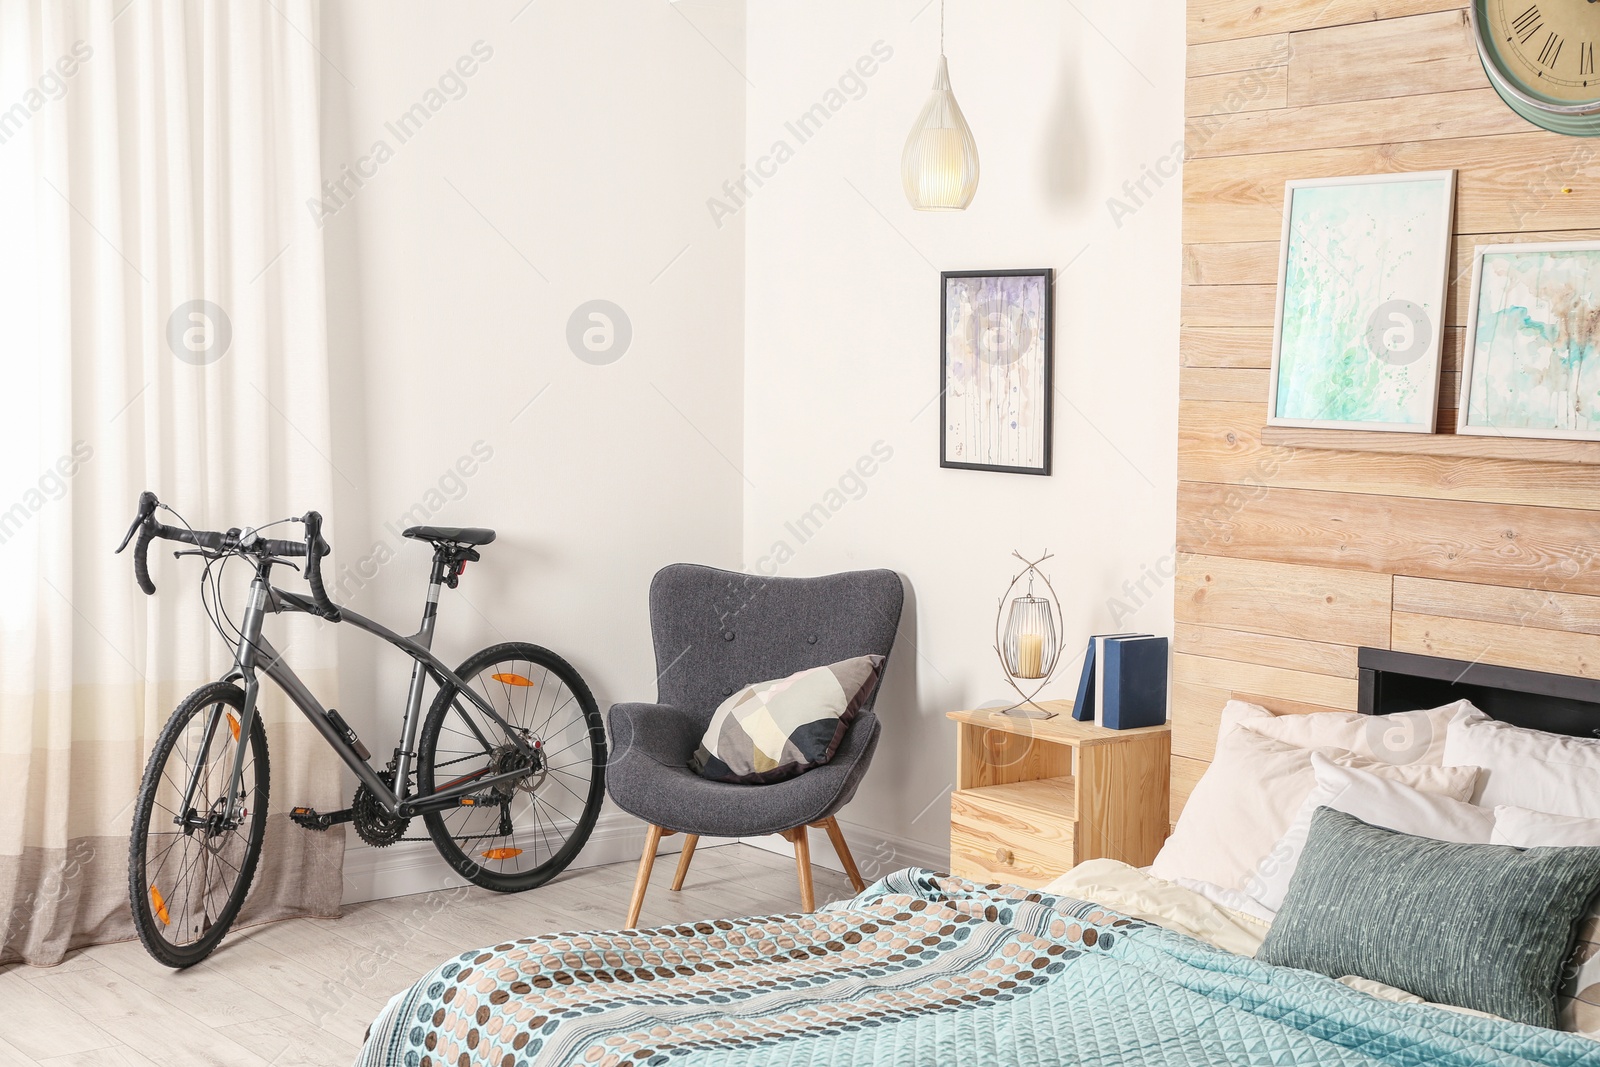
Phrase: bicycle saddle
[{"left": 402, "top": 525, "right": 496, "bottom": 546}]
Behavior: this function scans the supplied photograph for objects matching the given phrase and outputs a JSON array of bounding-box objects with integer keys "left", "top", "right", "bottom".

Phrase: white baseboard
[
  {"left": 341, "top": 811, "right": 735, "bottom": 904},
  {"left": 738, "top": 818, "right": 949, "bottom": 885}
]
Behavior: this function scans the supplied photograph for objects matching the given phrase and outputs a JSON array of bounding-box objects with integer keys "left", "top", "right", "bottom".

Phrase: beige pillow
[
  {"left": 1225, "top": 698, "right": 1469, "bottom": 766},
  {"left": 1151, "top": 728, "right": 1480, "bottom": 892}
]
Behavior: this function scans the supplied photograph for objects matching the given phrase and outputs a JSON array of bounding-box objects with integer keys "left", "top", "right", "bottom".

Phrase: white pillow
[
  {"left": 1490, "top": 805, "right": 1600, "bottom": 1038},
  {"left": 1225, "top": 697, "right": 1468, "bottom": 765},
  {"left": 1493, "top": 805, "right": 1600, "bottom": 847},
  {"left": 1151, "top": 727, "right": 1481, "bottom": 892},
  {"left": 1217, "top": 699, "right": 1274, "bottom": 738},
  {"left": 1444, "top": 706, "right": 1600, "bottom": 815},
  {"left": 1246, "top": 753, "right": 1493, "bottom": 913}
]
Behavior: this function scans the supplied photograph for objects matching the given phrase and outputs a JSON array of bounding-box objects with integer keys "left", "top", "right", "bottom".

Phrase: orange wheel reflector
[
  {"left": 482, "top": 847, "right": 523, "bottom": 860},
  {"left": 149, "top": 884, "right": 170, "bottom": 926},
  {"left": 227, "top": 713, "right": 241, "bottom": 742},
  {"left": 491, "top": 672, "right": 535, "bottom": 687}
]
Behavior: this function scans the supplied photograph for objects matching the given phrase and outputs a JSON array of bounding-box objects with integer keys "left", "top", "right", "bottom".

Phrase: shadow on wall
[
  {"left": 855, "top": 573, "right": 954, "bottom": 874},
  {"left": 1041, "top": 25, "right": 1089, "bottom": 206}
]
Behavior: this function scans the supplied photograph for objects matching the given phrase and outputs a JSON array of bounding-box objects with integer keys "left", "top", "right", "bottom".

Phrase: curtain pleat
[{"left": 0, "top": 0, "right": 345, "bottom": 967}]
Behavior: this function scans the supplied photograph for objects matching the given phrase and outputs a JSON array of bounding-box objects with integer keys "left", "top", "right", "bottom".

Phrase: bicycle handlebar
[
  {"left": 117, "top": 492, "right": 340, "bottom": 621},
  {"left": 257, "top": 538, "right": 309, "bottom": 558},
  {"left": 301, "top": 510, "right": 340, "bottom": 622}
]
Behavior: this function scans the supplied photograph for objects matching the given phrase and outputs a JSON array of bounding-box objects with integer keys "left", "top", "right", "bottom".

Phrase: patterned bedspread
[{"left": 355, "top": 868, "right": 1600, "bottom": 1067}]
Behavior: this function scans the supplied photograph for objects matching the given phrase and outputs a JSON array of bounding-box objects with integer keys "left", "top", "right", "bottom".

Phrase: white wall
[
  {"left": 317, "top": 0, "right": 1184, "bottom": 897},
  {"left": 319, "top": 0, "right": 747, "bottom": 897},
  {"left": 741, "top": 1, "right": 1184, "bottom": 867}
]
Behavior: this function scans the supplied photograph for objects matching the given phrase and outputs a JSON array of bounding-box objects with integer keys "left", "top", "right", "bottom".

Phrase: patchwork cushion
[
  {"left": 689, "top": 656, "right": 884, "bottom": 784},
  {"left": 1257, "top": 806, "right": 1600, "bottom": 1029}
]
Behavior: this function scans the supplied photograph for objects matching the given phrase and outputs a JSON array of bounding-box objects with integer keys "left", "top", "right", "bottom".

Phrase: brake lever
[
  {"left": 116, "top": 491, "right": 160, "bottom": 553},
  {"left": 115, "top": 513, "right": 145, "bottom": 554}
]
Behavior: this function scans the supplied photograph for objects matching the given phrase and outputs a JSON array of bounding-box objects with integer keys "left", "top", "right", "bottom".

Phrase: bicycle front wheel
[
  {"left": 417, "top": 642, "right": 606, "bottom": 892},
  {"left": 128, "top": 681, "right": 270, "bottom": 967}
]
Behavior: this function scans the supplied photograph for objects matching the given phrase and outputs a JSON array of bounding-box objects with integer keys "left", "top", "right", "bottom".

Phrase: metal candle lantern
[{"left": 993, "top": 551, "right": 1064, "bottom": 719}]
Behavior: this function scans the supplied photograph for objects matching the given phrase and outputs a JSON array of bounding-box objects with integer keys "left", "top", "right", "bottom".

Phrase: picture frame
[
  {"left": 939, "top": 268, "right": 1053, "bottom": 476},
  {"left": 1459, "top": 241, "right": 1600, "bottom": 441},
  {"left": 1266, "top": 170, "right": 1456, "bottom": 433}
]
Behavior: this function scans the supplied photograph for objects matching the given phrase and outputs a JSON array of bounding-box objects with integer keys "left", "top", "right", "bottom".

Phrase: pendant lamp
[{"left": 902, "top": 0, "right": 979, "bottom": 211}]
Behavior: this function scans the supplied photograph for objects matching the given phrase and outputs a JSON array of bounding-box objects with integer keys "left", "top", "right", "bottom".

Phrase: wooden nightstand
[{"left": 945, "top": 702, "right": 1170, "bottom": 888}]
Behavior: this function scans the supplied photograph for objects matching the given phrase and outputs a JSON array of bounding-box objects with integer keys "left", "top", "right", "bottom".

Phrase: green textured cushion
[{"left": 1257, "top": 806, "right": 1600, "bottom": 1029}]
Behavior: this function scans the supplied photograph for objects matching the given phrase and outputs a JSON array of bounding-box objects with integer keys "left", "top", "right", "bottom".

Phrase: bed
[{"left": 355, "top": 650, "right": 1600, "bottom": 1066}]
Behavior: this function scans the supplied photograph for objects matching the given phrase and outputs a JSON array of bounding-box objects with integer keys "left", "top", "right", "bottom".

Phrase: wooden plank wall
[{"left": 1174, "top": 1, "right": 1600, "bottom": 820}]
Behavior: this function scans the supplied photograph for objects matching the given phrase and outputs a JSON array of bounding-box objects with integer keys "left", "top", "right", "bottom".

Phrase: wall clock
[{"left": 1472, "top": 1, "right": 1600, "bottom": 134}]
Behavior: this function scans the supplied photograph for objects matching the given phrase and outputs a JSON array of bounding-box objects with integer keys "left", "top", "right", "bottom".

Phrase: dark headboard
[{"left": 1359, "top": 647, "right": 1600, "bottom": 739}]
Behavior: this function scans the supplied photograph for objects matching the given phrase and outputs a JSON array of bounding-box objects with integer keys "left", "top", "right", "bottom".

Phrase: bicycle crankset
[{"left": 352, "top": 771, "right": 410, "bottom": 848}]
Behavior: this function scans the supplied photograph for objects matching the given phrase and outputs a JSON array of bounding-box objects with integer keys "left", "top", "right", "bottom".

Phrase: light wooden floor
[{"left": 0, "top": 843, "right": 856, "bottom": 1067}]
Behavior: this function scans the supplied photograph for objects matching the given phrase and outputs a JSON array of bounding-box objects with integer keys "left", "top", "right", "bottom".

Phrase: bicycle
[{"left": 116, "top": 491, "right": 607, "bottom": 967}]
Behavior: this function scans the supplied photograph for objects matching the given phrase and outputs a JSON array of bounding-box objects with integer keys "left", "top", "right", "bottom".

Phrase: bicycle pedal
[
  {"left": 290, "top": 806, "right": 330, "bottom": 830},
  {"left": 290, "top": 806, "right": 354, "bottom": 831}
]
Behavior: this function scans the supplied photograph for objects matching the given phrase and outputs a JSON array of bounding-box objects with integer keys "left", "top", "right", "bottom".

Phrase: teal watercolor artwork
[
  {"left": 1268, "top": 171, "right": 1456, "bottom": 433},
  {"left": 1460, "top": 243, "right": 1600, "bottom": 441}
]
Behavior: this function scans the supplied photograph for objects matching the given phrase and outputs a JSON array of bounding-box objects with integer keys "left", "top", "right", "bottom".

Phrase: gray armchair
[{"left": 607, "top": 563, "right": 904, "bottom": 927}]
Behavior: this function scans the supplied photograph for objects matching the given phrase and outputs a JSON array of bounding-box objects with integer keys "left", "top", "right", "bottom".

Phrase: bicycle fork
[{"left": 175, "top": 577, "right": 272, "bottom": 833}]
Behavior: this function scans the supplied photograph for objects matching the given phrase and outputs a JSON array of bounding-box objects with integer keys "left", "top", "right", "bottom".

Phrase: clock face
[
  {"left": 1486, "top": 0, "right": 1600, "bottom": 100},
  {"left": 1474, "top": 0, "right": 1600, "bottom": 132}
]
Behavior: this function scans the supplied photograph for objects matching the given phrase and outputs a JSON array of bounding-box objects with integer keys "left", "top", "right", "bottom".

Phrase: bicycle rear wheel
[
  {"left": 128, "top": 681, "right": 270, "bottom": 967},
  {"left": 417, "top": 642, "right": 606, "bottom": 892}
]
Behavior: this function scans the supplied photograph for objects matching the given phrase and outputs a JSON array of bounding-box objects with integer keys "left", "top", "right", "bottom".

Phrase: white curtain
[{"left": 0, "top": 0, "right": 345, "bottom": 965}]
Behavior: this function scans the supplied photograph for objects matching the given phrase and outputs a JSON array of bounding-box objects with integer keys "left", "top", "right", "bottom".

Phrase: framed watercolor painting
[
  {"left": 1459, "top": 241, "right": 1600, "bottom": 441},
  {"left": 940, "top": 268, "right": 1053, "bottom": 476},
  {"left": 1267, "top": 170, "right": 1456, "bottom": 433}
]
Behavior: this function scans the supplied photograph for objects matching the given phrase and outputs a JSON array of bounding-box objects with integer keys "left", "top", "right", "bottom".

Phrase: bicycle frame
[{"left": 180, "top": 557, "right": 537, "bottom": 829}]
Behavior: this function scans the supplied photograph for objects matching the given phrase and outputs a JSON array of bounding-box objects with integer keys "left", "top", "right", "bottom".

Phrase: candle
[{"left": 1016, "top": 633, "right": 1044, "bottom": 679}]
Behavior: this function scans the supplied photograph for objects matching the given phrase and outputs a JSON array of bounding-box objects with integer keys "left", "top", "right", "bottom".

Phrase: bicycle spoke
[
  {"left": 529, "top": 668, "right": 549, "bottom": 731},
  {"left": 533, "top": 693, "right": 577, "bottom": 744},
  {"left": 537, "top": 733, "right": 592, "bottom": 763},
  {"left": 539, "top": 772, "right": 587, "bottom": 807},
  {"left": 146, "top": 831, "right": 190, "bottom": 874}
]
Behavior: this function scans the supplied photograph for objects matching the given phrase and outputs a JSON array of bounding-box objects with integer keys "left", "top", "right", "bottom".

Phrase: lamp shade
[
  {"left": 901, "top": 55, "right": 979, "bottom": 211},
  {"left": 1003, "top": 596, "right": 1057, "bottom": 680}
]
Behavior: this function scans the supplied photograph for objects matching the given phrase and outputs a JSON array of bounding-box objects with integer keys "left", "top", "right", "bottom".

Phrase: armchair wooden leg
[
  {"left": 816, "top": 816, "right": 866, "bottom": 892},
  {"left": 670, "top": 834, "right": 699, "bottom": 891},
  {"left": 783, "top": 827, "right": 816, "bottom": 912},
  {"left": 627, "top": 824, "right": 664, "bottom": 928}
]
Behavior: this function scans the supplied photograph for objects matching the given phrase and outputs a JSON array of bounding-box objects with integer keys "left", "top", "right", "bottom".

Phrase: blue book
[
  {"left": 1070, "top": 637, "right": 1097, "bottom": 721},
  {"left": 1071, "top": 633, "right": 1143, "bottom": 722},
  {"left": 1101, "top": 635, "right": 1169, "bottom": 730}
]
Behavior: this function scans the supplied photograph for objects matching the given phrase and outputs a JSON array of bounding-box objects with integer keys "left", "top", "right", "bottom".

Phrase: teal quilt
[{"left": 355, "top": 868, "right": 1600, "bottom": 1067}]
